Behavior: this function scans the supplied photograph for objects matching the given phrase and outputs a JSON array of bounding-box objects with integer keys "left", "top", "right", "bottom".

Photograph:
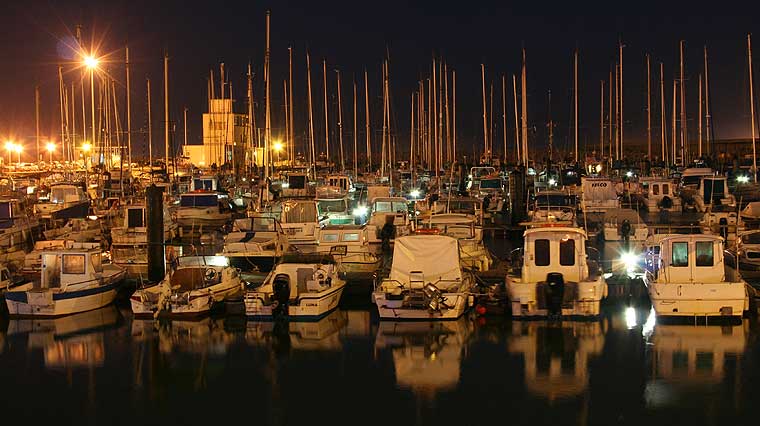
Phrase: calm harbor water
[
  {"left": 2, "top": 227, "right": 760, "bottom": 426},
  {"left": 1, "top": 294, "right": 760, "bottom": 425}
]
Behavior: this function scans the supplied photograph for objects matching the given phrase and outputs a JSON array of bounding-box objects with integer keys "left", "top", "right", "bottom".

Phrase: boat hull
[
  {"left": 4, "top": 272, "right": 124, "bottom": 317},
  {"left": 647, "top": 282, "right": 747, "bottom": 317},
  {"left": 245, "top": 284, "right": 344, "bottom": 320},
  {"left": 372, "top": 292, "right": 470, "bottom": 320},
  {"left": 507, "top": 279, "right": 607, "bottom": 318}
]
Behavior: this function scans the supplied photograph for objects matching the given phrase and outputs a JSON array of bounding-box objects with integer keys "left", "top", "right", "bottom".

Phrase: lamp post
[
  {"left": 84, "top": 55, "right": 99, "bottom": 156},
  {"left": 14, "top": 144, "right": 22, "bottom": 164},
  {"left": 82, "top": 142, "right": 92, "bottom": 171},
  {"left": 46, "top": 142, "right": 56, "bottom": 166},
  {"left": 4, "top": 141, "right": 13, "bottom": 165},
  {"left": 273, "top": 141, "right": 284, "bottom": 170}
]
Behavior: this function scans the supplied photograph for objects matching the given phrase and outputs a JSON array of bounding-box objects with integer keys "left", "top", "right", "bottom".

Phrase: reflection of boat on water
[
  {"left": 374, "top": 318, "right": 473, "bottom": 398},
  {"left": 508, "top": 321, "right": 605, "bottom": 401},
  {"left": 245, "top": 309, "right": 348, "bottom": 352},
  {"left": 130, "top": 317, "right": 236, "bottom": 356},
  {"left": 5, "top": 306, "right": 120, "bottom": 369},
  {"left": 645, "top": 320, "right": 748, "bottom": 409}
]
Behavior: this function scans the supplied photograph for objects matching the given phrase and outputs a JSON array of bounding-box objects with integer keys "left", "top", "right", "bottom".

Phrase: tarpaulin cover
[{"left": 389, "top": 235, "right": 461, "bottom": 288}]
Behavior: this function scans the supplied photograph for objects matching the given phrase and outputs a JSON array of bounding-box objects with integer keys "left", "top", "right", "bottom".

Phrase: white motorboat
[
  {"left": 130, "top": 255, "right": 244, "bottom": 318},
  {"left": 316, "top": 186, "right": 354, "bottom": 225},
  {"left": 244, "top": 251, "right": 347, "bottom": 319},
  {"left": 220, "top": 216, "right": 291, "bottom": 273},
  {"left": 0, "top": 198, "right": 40, "bottom": 252},
  {"left": 372, "top": 235, "right": 475, "bottom": 320},
  {"left": 469, "top": 174, "right": 507, "bottom": 219},
  {"left": 740, "top": 201, "right": 760, "bottom": 226},
  {"left": 34, "top": 183, "right": 91, "bottom": 220},
  {"left": 42, "top": 217, "right": 102, "bottom": 242},
  {"left": 580, "top": 177, "right": 620, "bottom": 212},
  {"left": 315, "top": 225, "right": 381, "bottom": 279},
  {"left": 527, "top": 190, "right": 578, "bottom": 225},
  {"left": 5, "top": 242, "right": 126, "bottom": 317},
  {"left": 506, "top": 224, "right": 607, "bottom": 318},
  {"left": 644, "top": 234, "right": 748, "bottom": 318},
  {"left": 265, "top": 199, "right": 323, "bottom": 245},
  {"left": 733, "top": 230, "right": 760, "bottom": 278},
  {"left": 174, "top": 191, "right": 233, "bottom": 231},
  {"left": 639, "top": 177, "right": 681, "bottom": 212},
  {"left": 111, "top": 204, "right": 178, "bottom": 279}
]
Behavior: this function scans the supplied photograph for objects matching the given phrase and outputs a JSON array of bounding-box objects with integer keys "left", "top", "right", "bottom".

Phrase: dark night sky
[{"left": 1, "top": 1, "right": 758, "bottom": 161}]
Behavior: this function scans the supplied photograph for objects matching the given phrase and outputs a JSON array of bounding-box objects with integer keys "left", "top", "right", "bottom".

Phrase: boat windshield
[
  {"left": 373, "top": 201, "right": 408, "bottom": 213},
  {"left": 742, "top": 233, "right": 760, "bottom": 244},
  {"left": 479, "top": 178, "right": 501, "bottom": 189},
  {"left": 50, "top": 187, "right": 79, "bottom": 204},
  {"left": 180, "top": 194, "right": 218, "bottom": 207},
  {"left": 288, "top": 175, "right": 307, "bottom": 189},
  {"left": 317, "top": 199, "right": 348, "bottom": 214},
  {"left": 193, "top": 178, "right": 214, "bottom": 191},
  {"left": 535, "top": 194, "right": 573, "bottom": 207}
]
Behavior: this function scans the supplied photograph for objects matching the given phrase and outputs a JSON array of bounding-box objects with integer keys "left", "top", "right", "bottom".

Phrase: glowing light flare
[
  {"left": 626, "top": 171, "right": 633, "bottom": 178},
  {"left": 4, "top": 141, "right": 14, "bottom": 151},
  {"left": 46, "top": 142, "right": 56, "bottom": 153},
  {"left": 13, "top": 144, "right": 22, "bottom": 154},
  {"left": 352, "top": 205, "right": 368, "bottom": 217},
  {"left": 272, "top": 141, "right": 284, "bottom": 152},
  {"left": 82, "top": 142, "right": 92, "bottom": 153},
  {"left": 737, "top": 175, "right": 750, "bottom": 184},
  {"left": 625, "top": 307, "right": 637, "bottom": 329},
  {"left": 548, "top": 178, "right": 557, "bottom": 186},
  {"left": 84, "top": 55, "right": 99, "bottom": 69},
  {"left": 409, "top": 189, "right": 421, "bottom": 198}
]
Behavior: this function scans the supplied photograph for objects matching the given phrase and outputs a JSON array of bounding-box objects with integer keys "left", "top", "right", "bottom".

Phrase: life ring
[{"left": 204, "top": 268, "right": 218, "bottom": 282}]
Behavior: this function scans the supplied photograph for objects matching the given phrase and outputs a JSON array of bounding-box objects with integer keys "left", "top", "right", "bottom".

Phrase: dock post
[{"left": 147, "top": 184, "right": 165, "bottom": 282}]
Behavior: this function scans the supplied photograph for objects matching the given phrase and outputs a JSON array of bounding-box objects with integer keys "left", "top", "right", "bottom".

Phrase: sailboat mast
[
  {"left": 679, "top": 40, "right": 687, "bottom": 164},
  {"left": 307, "top": 53, "right": 316, "bottom": 175},
  {"left": 704, "top": 46, "right": 711, "bottom": 156},
  {"left": 660, "top": 63, "right": 666, "bottom": 162},
  {"left": 574, "top": 49, "right": 578, "bottom": 162},
  {"left": 323, "top": 59, "right": 330, "bottom": 164},
  {"left": 264, "top": 11, "right": 271, "bottom": 180},
  {"left": 749, "top": 34, "right": 757, "bottom": 183},
  {"left": 353, "top": 78, "right": 358, "bottom": 174},
  {"left": 512, "top": 74, "right": 520, "bottom": 163},
  {"left": 646, "top": 53, "right": 652, "bottom": 161},
  {"left": 164, "top": 52, "right": 170, "bottom": 174},
  {"left": 364, "top": 69, "right": 371, "bottom": 171},
  {"left": 619, "top": 41, "right": 624, "bottom": 159},
  {"left": 35, "top": 85, "right": 40, "bottom": 162},
  {"left": 672, "top": 80, "right": 677, "bottom": 164},
  {"left": 247, "top": 63, "right": 254, "bottom": 171},
  {"left": 126, "top": 47, "right": 132, "bottom": 175},
  {"left": 289, "top": 47, "right": 295, "bottom": 164},
  {"left": 481, "top": 63, "right": 487, "bottom": 158},
  {"left": 336, "top": 69, "right": 345, "bottom": 172},
  {"left": 444, "top": 64, "right": 450, "bottom": 164},
  {"left": 698, "top": 74, "right": 703, "bottom": 157},
  {"left": 600, "top": 80, "right": 604, "bottom": 160},
  {"left": 520, "top": 49, "right": 528, "bottom": 167},
  {"left": 502, "top": 74, "right": 507, "bottom": 165},
  {"left": 147, "top": 78, "right": 152, "bottom": 174},
  {"left": 453, "top": 70, "right": 457, "bottom": 163},
  {"left": 410, "top": 92, "right": 415, "bottom": 175}
]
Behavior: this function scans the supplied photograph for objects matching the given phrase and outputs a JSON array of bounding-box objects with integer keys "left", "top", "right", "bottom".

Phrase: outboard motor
[
  {"left": 545, "top": 272, "right": 565, "bottom": 317},
  {"left": 272, "top": 275, "right": 290, "bottom": 317}
]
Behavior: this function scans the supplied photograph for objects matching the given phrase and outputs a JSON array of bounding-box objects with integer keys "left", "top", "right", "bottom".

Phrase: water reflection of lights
[
  {"left": 244, "top": 309, "right": 349, "bottom": 352},
  {"left": 508, "top": 321, "right": 605, "bottom": 401},
  {"left": 375, "top": 318, "right": 473, "bottom": 399},
  {"left": 644, "top": 320, "right": 748, "bottom": 408},
  {"left": 641, "top": 308, "right": 656, "bottom": 337},
  {"left": 625, "top": 307, "right": 637, "bottom": 329}
]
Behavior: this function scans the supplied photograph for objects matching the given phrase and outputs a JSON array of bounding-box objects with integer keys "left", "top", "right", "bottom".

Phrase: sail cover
[{"left": 390, "top": 235, "right": 462, "bottom": 287}]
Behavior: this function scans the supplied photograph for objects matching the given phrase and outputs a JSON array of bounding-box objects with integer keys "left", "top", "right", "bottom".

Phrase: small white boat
[
  {"left": 266, "top": 199, "right": 323, "bottom": 245},
  {"left": 372, "top": 235, "right": 475, "bottom": 320},
  {"left": 506, "top": 224, "right": 607, "bottom": 318},
  {"left": 220, "top": 216, "right": 291, "bottom": 273},
  {"left": 639, "top": 177, "right": 681, "bottom": 212},
  {"left": 527, "top": 190, "right": 578, "bottom": 225},
  {"left": 580, "top": 177, "right": 620, "bottom": 212},
  {"left": 416, "top": 213, "right": 492, "bottom": 272},
  {"left": 175, "top": 191, "right": 233, "bottom": 230},
  {"left": 644, "top": 234, "right": 748, "bottom": 318},
  {"left": 244, "top": 251, "right": 347, "bottom": 319},
  {"left": 733, "top": 230, "right": 760, "bottom": 278},
  {"left": 740, "top": 201, "right": 760, "bottom": 225},
  {"left": 315, "top": 225, "right": 381, "bottom": 279},
  {"left": 5, "top": 242, "right": 126, "bottom": 317},
  {"left": 316, "top": 186, "right": 354, "bottom": 225},
  {"left": 130, "top": 255, "right": 244, "bottom": 318},
  {"left": 34, "top": 183, "right": 91, "bottom": 220}
]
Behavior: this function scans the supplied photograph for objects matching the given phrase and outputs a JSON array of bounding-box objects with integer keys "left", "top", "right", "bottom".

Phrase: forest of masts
[{"left": 44, "top": 14, "right": 760, "bottom": 182}]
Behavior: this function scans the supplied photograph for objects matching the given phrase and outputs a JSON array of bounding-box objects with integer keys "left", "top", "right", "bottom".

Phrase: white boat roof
[
  {"left": 523, "top": 225, "right": 587, "bottom": 238},
  {"left": 390, "top": 235, "right": 461, "bottom": 284},
  {"left": 656, "top": 233, "right": 723, "bottom": 245},
  {"left": 681, "top": 167, "right": 714, "bottom": 177},
  {"left": 425, "top": 213, "right": 475, "bottom": 224}
]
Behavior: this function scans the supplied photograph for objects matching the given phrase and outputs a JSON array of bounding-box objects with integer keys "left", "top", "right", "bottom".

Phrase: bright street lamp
[
  {"left": 4, "top": 141, "right": 13, "bottom": 164},
  {"left": 82, "top": 142, "right": 92, "bottom": 170},
  {"left": 272, "top": 140, "right": 284, "bottom": 167},
  {"left": 84, "top": 56, "right": 99, "bottom": 69},
  {"left": 13, "top": 144, "right": 22, "bottom": 164},
  {"left": 46, "top": 142, "right": 56, "bottom": 164}
]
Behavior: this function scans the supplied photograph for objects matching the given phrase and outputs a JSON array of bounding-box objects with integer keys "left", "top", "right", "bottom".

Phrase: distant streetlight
[
  {"left": 82, "top": 142, "right": 92, "bottom": 170},
  {"left": 13, "top": 144, "right": 22, "bottom": 164},
  {"left": 46, "top": 142, "right": 56, "bottom": 164},
  {"left": 4, "top": 141, "right": 13, "bottom": 164},
  {"left": 272, "top": 140, "right": 284, "bottom": 167}
]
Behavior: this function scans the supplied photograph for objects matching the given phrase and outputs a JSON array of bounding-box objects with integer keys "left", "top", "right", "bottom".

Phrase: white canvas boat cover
[
  {"left": 581, "top": 178, "right": 617, "bottom": 203},
  {"left": 741, "top": 201, "right": 760, "bottom": 220},
  {"left": 390, "top": 235, "right": 462, "bottom": 287}
]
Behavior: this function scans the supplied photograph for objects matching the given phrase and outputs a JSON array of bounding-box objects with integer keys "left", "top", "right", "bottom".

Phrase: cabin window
[
  {"left": 321, "top": 234, "right": 339, "bottom": 243},
  {"left": 559, "top": 239, "right": 576, "bottom": 266},
  {"left": 0, "top": 202, "right": 10, "bottom": 219},
  {"left": 652, "top": 184, "right": 659, "bottom": 196},
  {"left": 62, "top": 254, "right": 86, "bottom": 274},
  {"left": 671, "top": 242, "right": 689, "bottom": 267},
  {"left": 662, "top": 184, "right": 670, "bottom": 195},
  {"left": 535, "top": 239, "right": 550, "bottom": 266},
  {"left": 695, "top": 241, "right": 714, "bottom": 267},
  {"left": 127, "top": 208, "right": 145, "bottom": 227},
  {"left": 91, "top": 253, "right": 103, "bottom": 273},
  {"left": 343, "top": 233, "right": 360, "bottom": 242}
]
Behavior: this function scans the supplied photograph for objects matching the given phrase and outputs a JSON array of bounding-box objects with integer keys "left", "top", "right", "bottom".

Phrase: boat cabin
[
  {"left": 281, "top": 172, "right": 312, "bottom": 198},
  {"left": 40, "top": 242, "right": 104, "bottom": 289},
  {"left": 468, "top": 167, "right": 497, "bottom": 189},
  {"left": 179, "top": 192, "right": 231, "bottom": 212},
  {"left": 325, "top": 175, "right": 354, "bottom": 194},
  {"left": 646, "top": 234, "right": 726, "bottom": 283},
  {"left": 680, "top": 167, "right": 715, "bottom": 189},
  {"left": 191, "top": 175, "right": 221, "bottom": 192},
  {"left": 521, "top": 226, "right": 590, "bottom": 283}
]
